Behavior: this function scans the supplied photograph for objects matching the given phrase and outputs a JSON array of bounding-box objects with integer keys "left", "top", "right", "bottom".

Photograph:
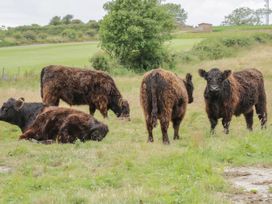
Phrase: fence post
[{"left": 2, "top": 67, "right": 4, "bottom": 80}]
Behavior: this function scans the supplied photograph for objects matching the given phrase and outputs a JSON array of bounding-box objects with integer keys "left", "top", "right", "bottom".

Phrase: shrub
[
  {"left": 253, "top": 33, "right": 272, "bottom": 43},
  {"left": 162, "top": 50, "right": 177, "bottom": 69},
  {"left": 61, "top": 29, "right": 77, "bottom": 40},
  {"left": 90, "top": 52, "right": 110, "bottom": 72},
  {"left": 23, "top": 31, "right": 36, "bottom": 41},
  {"left": 192, "top": 39, "right": 231, "bottom": 60},
  {"left": 221, "top": 36, "right": 253, "bottom": 48}
]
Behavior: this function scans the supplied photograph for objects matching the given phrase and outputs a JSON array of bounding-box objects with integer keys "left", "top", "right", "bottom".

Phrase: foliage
[
  {"left": 180, "top": 33, "right": 272, "bottom": 62},
  {"left": 90, "top": 52, "right": 111, "bottom": 72},
  {"left": 100, "top": 0, "right": 176, "bottom": 71},
  {"left": 223, "top": 7, "right": 264, "bottom": 26},
  {"left": 61, "top": 29, "right": 77, "bottom": 40},
  {"left": 162, "top": 3, "right": 187, "bottom": 25},
  {"left": 49, "top": 16, "right": 62, "bottom": 26},
  {"left": 0, "top": 15, "right": 100, "bottom": 47},
  {"left": 62, "top": 14, "right": 74, "bottom": 25},
  {"left": 23, "top": 31, "right": 37, "bottom": 41}
]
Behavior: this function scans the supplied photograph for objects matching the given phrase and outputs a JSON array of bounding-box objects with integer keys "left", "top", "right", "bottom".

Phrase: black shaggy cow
[
  {"left": 140, "top": 68, "right": 194, "bottom": 144},
  {"left": 0, "top": 98, "right": 108, "bottom": 143},
  {"left": 40, "top": 65, "right": 130, "bottom": 119},
  {"left": 199, "top": 68, "right": 267, "bottom": 134}
]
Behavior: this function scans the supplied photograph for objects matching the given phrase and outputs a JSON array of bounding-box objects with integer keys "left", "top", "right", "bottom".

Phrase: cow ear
[
  {"left": 198, "top": 69, "right": 207, "bottom": 79},
  {"left": 19, "top": 97, "right": 25, "bottom": 102},
  {"left": 186, "top": 73, "right": 192, "bottom": 82},
  {"left": 223, "top": 70, "right": 231, "bottom": 79},
  {"left": 15, "top": 98, "right": 24, "bottom": 110}
]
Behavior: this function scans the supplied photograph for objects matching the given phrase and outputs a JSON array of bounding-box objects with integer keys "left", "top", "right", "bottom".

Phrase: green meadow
[{"left": 0, "top": 32, "right": 272, "bottom": 203}]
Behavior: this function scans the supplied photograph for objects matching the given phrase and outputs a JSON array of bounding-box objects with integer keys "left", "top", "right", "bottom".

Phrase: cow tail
[
  {"left": 151, "top": 73, "right": 158, "bottom": 128},
  {"left": 40, "top": 67, "right": 46, "bottom": 99}
]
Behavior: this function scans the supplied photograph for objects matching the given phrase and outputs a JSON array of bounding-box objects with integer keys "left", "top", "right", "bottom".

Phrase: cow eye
[{"left": 1, "top": 107, "right": 8, "bottom": 112}]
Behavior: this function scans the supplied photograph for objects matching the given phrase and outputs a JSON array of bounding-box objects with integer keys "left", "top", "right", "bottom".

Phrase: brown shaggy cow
[
  {"left": 140, "top": 68, "right": 194, "bottom": 144},
  {"left": 40, "top": 65, "right": 130, "bottom": 119},
  {"left": 199, "top": 68, "right": 267, "bottom": 134},
  {"left": 0, "top": 98, "right": 108, "bottom": 143}
]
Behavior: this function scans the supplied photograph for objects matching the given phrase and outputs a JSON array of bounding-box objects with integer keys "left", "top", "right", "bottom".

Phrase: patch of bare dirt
[
  {"left": 225, "top": 167, "right": 272, "bottom": 204},
  {"left": 0, "top": 166, "right": 12, "bottom": 174}
]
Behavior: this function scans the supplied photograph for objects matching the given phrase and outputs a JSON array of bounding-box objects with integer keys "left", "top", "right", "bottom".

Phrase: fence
[{"left": 0, "top": 67, "right": 39, "bottom": 81}]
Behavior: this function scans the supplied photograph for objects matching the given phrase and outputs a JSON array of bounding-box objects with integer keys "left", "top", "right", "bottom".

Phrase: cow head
[
  {"left": 199, "top": 68, "right": 231, "bottom": 94},
  {"left": 111, "top": 99, "right": 130, "bottom": 120},
  {"left": 0, "top": 98, "right": 25, "bottom": 125},
  {"left": 89, "top": 122, "right": 109, "bottom": 141},
  {"left": 184, "top": 73, "right": 194, "bottom": 103},
  {"left": 120, "top": 99, "right": 130, "bottom": 120}
]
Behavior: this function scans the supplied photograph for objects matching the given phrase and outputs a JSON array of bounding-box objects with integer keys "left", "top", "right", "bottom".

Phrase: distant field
[{"left": 0, "top": 39, "right": 202, "bottom": 75}]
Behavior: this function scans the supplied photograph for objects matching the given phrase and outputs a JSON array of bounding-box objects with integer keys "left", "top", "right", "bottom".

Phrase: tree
[
  {"left": 49, "top": 16, "right": 62, "bottom": 25},
  {"left": 255, "top": 8, "right": 272, "bottom": 24},
  {"left": 71, "top": 19, "right": 83, "bottom": 24},
  {"left": 162, "top": 3, "right": 187, "bottom": 25},
  {"left": 100, "top": 0, "right": 175, "bottom": 70},
  {"left": 223, "top": 7, "right": 261, "bottom": 25},
  {"left": 62, "top": 14, "right": 74, "bottom": 24}
]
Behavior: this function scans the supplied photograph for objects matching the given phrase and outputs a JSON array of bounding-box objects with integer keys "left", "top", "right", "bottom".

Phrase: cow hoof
[
  {"left": 224, "top": 130, "right": 229, "bottom": 134},
  {"left": 19, "top": 135, "right": 28, "bottom": 140},
  {"left": 147, "top": 138, "right": 154, "bottom": 143},
  {"left": 163, "top": 141, "right": 170, "bottom": 145},
  {"left": 173, "top": 136, "right": 180, "bottom": 140}
]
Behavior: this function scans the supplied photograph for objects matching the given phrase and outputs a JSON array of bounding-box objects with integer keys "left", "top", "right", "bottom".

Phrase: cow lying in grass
[
  {"left": 0, "top": 98, "right": 108, "bottom": 143},
  {"left": 140, "top": 68, "right": 194, "bottom": 144},
  {"left": 40, "top": 65, "right": 130, "bottom": 119},
  {"left": 199, "top": 68, "right": 267, "bottom": 134}
]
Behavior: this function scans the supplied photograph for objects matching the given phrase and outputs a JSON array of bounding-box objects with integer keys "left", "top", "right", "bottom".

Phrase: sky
[{"left": 0, "top": 0, "right": 270, "bottom": 27}]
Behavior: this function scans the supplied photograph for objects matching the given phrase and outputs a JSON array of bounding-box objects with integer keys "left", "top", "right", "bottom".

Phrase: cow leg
[
  {"left": 160, "top": 119, "right": 170, "bottom": 145},
  {"left": 173, "top": 118, "right": 182, "bottom": 140},
  {"left": 222, "top": 116, "right": 232, "bottom": 134},
  {"left": 255, "top": 103, "right": 267, "bottom": 129},
  {"left": 89, "top": 103, "right": 96, "bottom": 116},
  {"left": 209, "top": 117, "right": 218, "bottom": 134},
  {"left": 244, "top": 110, "right": 254, "bottom": 131},
  {"left": 145, "top": 119, "right": 154, "bottom": 143},
  {"left": 43, "top": 95, "right": 60, "bottom": 106},
  {"left": 94, "top": 97, "right": 108, "bottom": 118}
]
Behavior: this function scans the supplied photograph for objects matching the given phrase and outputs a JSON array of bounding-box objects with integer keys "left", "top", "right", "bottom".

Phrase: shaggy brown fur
[
  {"left": 0, "top": 98, "right": 108, "bottom": 143},
  {"left": 140, "top": 68, "right": 194, "bottom": 144},
  {"left": 20, "top": 107, "right": 108, "bottom": 143},
  {"left": 41, "top": 65, "right": 130, "bottom": 119},
  {"left": 199, "top": 68, "right": 267, "bottom": 134}
]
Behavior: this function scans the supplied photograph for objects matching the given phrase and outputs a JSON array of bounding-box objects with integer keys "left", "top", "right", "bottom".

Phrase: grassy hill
[{"left": 0, "top": 32, "right": 272, "bottom": 203}]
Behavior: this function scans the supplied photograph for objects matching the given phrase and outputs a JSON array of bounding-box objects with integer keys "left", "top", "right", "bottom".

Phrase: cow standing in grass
[
  {"left": 140, "top": 68, "right": 194, "bottom": 144},
  {"left": 40, "top": 65, "right": 130, "bottom": 119},
  {"left": 0, "top": 98, "right": 108, "bottom": 143},
  {"left": 199, "top": 68, "right": 267, "bottom": 134}
]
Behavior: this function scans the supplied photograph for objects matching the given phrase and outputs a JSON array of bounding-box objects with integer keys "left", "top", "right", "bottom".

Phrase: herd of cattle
[{"left": 0, "top": 65, "right": 267, "bottom": 144}]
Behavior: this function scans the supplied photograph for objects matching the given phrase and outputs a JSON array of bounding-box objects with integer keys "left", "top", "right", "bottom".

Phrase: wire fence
[{"left": 0, "top": 67, "right": 39, "bottom": 81}]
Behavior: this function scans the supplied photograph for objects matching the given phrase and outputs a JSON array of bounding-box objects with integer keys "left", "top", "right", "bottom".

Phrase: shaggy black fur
[{"left": 199, "top": 68, "right": 267, "bottom": 134}]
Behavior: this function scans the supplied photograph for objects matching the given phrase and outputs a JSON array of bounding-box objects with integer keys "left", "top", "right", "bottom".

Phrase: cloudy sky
[{"left": 0, "top": 0, "right": 269, "bottom": 27}]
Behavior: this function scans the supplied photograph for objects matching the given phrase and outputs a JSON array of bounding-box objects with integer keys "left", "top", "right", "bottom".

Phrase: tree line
[{"left": 0, "top": 15, "right": 100, "bottom": 47}]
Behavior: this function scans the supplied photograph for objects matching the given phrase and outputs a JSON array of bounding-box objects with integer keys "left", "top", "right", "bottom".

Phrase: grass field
[
  {"left": 0, "top": 38, "right": 272, "bottom": 203},
  {"left": 0, "top": 39, "right": 202, "bottom": 75}
]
